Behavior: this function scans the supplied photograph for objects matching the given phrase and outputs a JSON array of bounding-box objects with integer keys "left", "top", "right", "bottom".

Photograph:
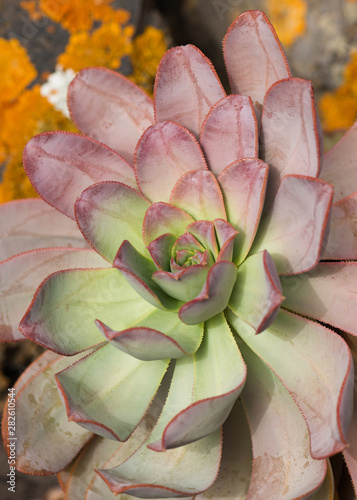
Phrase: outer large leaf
[
  {"left": 250, "top": 175, "right": 333, "bottom": 275},
  {"left": 229, "top": 250, "right": 284, "bottom": 334},
  {"left": 56, "top": 343, "right": 169, "bottom": 441},
  {"left": 20, "top": 267, "right": 154, "bottom": 355},
  {"left": 143, "top": 202, "right": 194, "bottom": 245},
  {"left": 320, "top": 120, "right": 357, "bottom": 202},
  {"left": 75, "top": 181, "right": 151, "bottom": 261},
  {"left": 195, "top": 399, "right": 252, "bottom": 500},
  {"left": 281, "top": 262, "right": 357, "bottom": 336},
  {"left": 228, "top": 309, "right": 353, "bottom": 459},
  {"left": 2, "top": 351, "right": 92, "bottom": 474},
  {"left": 179, "top": 261, "right": 237, "bottom": 325},
  {"left": 0, "top": 198, "right": 87, "bottom": 262},
  {"left": 239, "top": 341, "right": 327, "bottom": 499},
  {"left": 321, "top": 191, "right": 357, "bottom": 260},
  {"left": 170, "top": 170, "right": 227, "bottom": 221},
  {"left": 97, "top": 308, "right": 203, "bottom": 361},
  {"left": 23, "top": 132, "right": 137, "bottom": 219},
  {"left": 148, "top": 313, "right": 246, "bottom": 451},
  {"left": 223, "top": 10, "right": 290, "bottom": 107},
  {"left": 343, "top": 355, "right": 357, "bottom": 494},
  {"left": 68, "top": 67, "right": 154, "bottom": 164},
  {"left": 218, "top": 158, "right": 268, "bottom": 264},
  {"left": 154, "top": 45, "right": 225, "bottom": 137},
  {"left": 260, "top": 78, "right": 321, "bottom": 210},
  {"left": 0, "top": 248, "right": 106, "bottom": 343},
  {"left": 135, "top": 121, "right": 207, "bottom": 202},
  {"left": 200, "top": 95, "right": 258, "bottom": 176},
  {"left": 97, "top": 430, "right": 221, "bottom": 499}
]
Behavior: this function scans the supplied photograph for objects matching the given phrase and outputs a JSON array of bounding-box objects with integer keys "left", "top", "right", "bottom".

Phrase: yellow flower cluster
[
  {"left": 21, "top": 0, "right": 130, "bottom": 32},
  {"left": 265, "top": 0, "right": 307, "bottom": 48},
  {"left": 319, "top": 52, "right": 357, "bottom": 133},
  {"left": 0, "top": 3, "right": 167, "bottom": 203}
]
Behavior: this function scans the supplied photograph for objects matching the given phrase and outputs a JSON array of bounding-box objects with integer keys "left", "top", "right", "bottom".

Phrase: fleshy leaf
[
  {"left": 170, "top": 170, "right": 226, "bottom": 221},
  {"left": 187, "top": 220, "right": 219, "bottom": 258},
  {"left": 308, "top": 461, "right": 334, "bottom": 500},
  {"left": 143, "top": 202, "right": 194, "bottom": 245},
  {"left": 179, "top": 261, "right": 237, "bottom": 325},
  {"left": 322, "top": 191, "right": 357, "bottom": 260},
  {"left": 223, "top": 10, "right": 290, "bottom": 107},
  {"left": 114, "top": 240, "right": 180, "bottom": 310},
  {"left": 56, "top": 343, "right": 169, "bottom": 441},
  {"left": 228, "top": 309, "right": 354, "bottom": 459},
  {"left": 96, "top": 308, "right": 203, "bottom": 360},
  {"left": 153, "top": 266, "right": 209, "bottom": 302},
  {"left": 154, "top": 44, "right": 225, "bottom": 137},
  {"left": 200, "top": 95, "right": 258, "bottom": 176},
  {"left": 260, "top": 78, "right": 321, "bottom": 210},
  {"left": 147, "top": 233, "right": 177, "bottom": 271},
  {"left": 218, "top": 158, "right": 268, "bottom": 264},
  {"left": 75, "top": 181, "right": 151, "bottom": 261},
  {"left": 148, "top": 313, "right": 246, "bottom": 451},
  {"left": 68, "top": 67, "right": 154, "bottom": 164},
  {"left": 1, "top": 351, "right": 92, "bottom": 474},
  {"left": 23, "top": 132, "right": 137, "bottom": 219},
  {"left": 250, "top": 175, "right": 333, "bottom": 275},
  {"left": 320, "top": 120, "right": 357, "bottom": 202},
  {"left": 135, "top": 121, "right": 207, "bottom": 202},
  {"left": 229, "top": 250, "right": 284, "bottom": 334},
  {"left": 0, "top": 248, "right": 107, "bottom": 343},
  {"left": 20, "top": 267, "right": 154, "bottom": 355},
  {"left": 343, "top": 355, "right": 357, "bottom": 494},
  {"left": 281, "top": 262, "right": 357, "bottom": 337},
  {"left": 195, "top": 399, "right": 252, "bottom": 500},
  {"left": 239, "top": 341, "right": 327, "bottom": 499},
  {"left": 0, "top": 198, "right": 87, "bottom": 262},
  {"left": 98, "top": 429, "right": 221, "bottom": 498}
]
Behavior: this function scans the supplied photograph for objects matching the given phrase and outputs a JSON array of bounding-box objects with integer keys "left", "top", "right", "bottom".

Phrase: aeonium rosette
[{"left": 1, "top": 9, "right": 357, "bottom": 499}]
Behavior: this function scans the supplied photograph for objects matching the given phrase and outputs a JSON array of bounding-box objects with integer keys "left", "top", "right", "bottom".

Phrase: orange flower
[{"left": 265, "top": 0, "right": 307, "bottom": 47}]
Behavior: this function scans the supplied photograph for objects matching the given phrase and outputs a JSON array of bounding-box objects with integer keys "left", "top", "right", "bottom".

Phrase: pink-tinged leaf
[
  {"left": 320, "top": 120, "right": 357, "bottom": 202},
  {"left": 23, "top": 132, "right": 137, "bottom": 220},
  {"left": 223, "top": 10, "right": 291, "bottom": 107},
  {"left": 154, "top": 45, "right": 225, "bottom": 137},
  {"left": 322, "top": 191, "right": 357, "bottom": 260},
  {"left": 147, "top": 233, "right": 177, "bottom": 271},
  {"left": 195, "top": 400, "right": 252, "bottom": 500},
  {"left": 200, "top": 95, "right": 258, "bottom": 176},
  {"left": 239, "top": 341, "right": 327, "bottom": 499},
  {"left": 63, "top": 387, "right": 167, "bottom": 500},
  {"left": 0, "top": 248, "right": 106, "bottom": 343},
  {"left": 96, "top": 308, "right": 203, "bottom": 360},
  {"left": 214, "top": 219, "right": 239, "bottom": 262},
  {"left": 218, "top": 158, "right": 268, "bottom": 264},
  {"left": 170, "top": 170, "right": 227, "bottom": 221},
  {"left": 1, "top": 351, "right": 93, "bottom": 474},
  {"left": 75, "top": 181, "right": 151, "bottom": 262},
  {"left": 56, "top": 343, "right": 169, "bottom": 441},
  {"left": 260, "top": 78, "right": 322, "bottom": 211},
  {"left": 0, "top": 198, "right": 88, "bottom": 262},
  {"left": 152, "top": 266, "right": 209, "bottom": 302},
  {"left": 343, "top": 355, "right": 357, "bottom": 494},
  {"left": 68, "top": 67, "right": 154, "bottom": 164},
  {"left": 229, "top": 250, "right": 284, "bottom": 334},
  {"left": 20, "top": 267, "right": 154, "bottom": 355},
  {"left": 98, "top": 430, "right": 221, "bottom": 498},
  {"left": 148, "top": 313, "right": 246, "bottom": 451},
  {"left": 179, "top": 261, "right": 236, "bottom": 325},
  {"left": 250, "top": 175, "right": 333, "bottom": 275},
  {"left": 282, "top": 261, "right": 357, "bottom": 337},
  {"left": 308, "top": 461, "right": 335, "bottom": 500},
  {"left": 143, "top": 202, "right": 194, "bottom": 245},
  {"left": 228, "top": 309, "right": 354, "bottom": 459},
  {"left": 187, "top": 220, "right": 219, "bottom": 258},
  {"left": 135, "top": 121, "right": 208, "bottom": 202},
  {"left": 114, "top": 240, "right": 180, "bottom": 310}
]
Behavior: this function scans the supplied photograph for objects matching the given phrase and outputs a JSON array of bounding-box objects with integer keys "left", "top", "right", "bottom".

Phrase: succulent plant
[{"left": 1, "top": 9, "right": 357, "bottom": 499}]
